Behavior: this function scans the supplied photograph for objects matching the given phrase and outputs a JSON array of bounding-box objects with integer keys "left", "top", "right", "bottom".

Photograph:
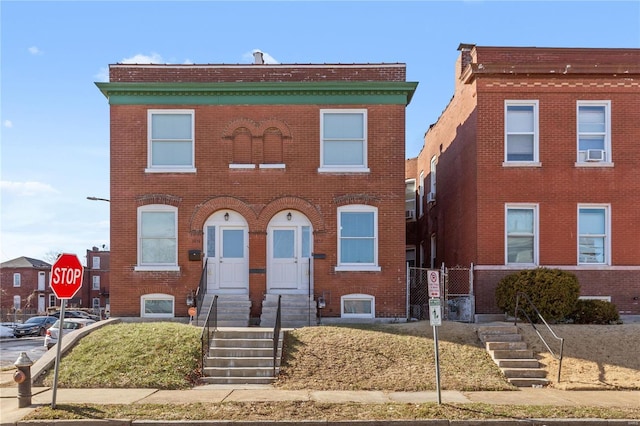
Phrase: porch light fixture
[
  {"left": 287, "top": 212, "right": 292, "bottom": 221},
  {"left": 224, "top": 212, "right": 229, "bottom": 221}
]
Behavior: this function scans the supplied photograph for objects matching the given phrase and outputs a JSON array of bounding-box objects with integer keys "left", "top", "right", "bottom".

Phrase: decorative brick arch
[
  {"left": 136, "top": 193, "right": 182, "bottom": 207},
  {"left": 333, "top": 193, "right": 380, "bottom": 207},
  {"left": 189, "top": 196, "right": 259, "bottom": 233},
  {"left": 257, "top": 197, "right": 325, "bottom": 233},
  {"left": 255, "top": 119, "right": 292, "bottom": 140},
  {"left": 221, "top": 118, "right": 292, "bottom": 140}
]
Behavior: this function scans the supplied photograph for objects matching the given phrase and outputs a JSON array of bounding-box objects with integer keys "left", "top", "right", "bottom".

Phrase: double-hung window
[
  {"left": 578, "top": 206, "right": 609, "bottom": 265},
  {"left": 505, "top": 205, "right": 538, "bottom": 265},
  {"left": 505, "top": 101, "right": 539, "bottom": 164},
  {"left": 136, "top": 205, "right": 179, "bottom": 271},
  {"left": 336, "top": 205, "right": 380, "bottom": 271},
  {"left": 147, "top": 110, "right": 195, "bottom": 172},
  {"left": 13, "top": 273, "right": 21, "bottom": 287},
  {"left": 577, "top": 101, "right": 611, "bottom": 164},
  {"left": 92, "top": 275, "right": 100, "bottom": 290},
  {"left": 320, "top": 109, "right": 368, "bottom": 172}
]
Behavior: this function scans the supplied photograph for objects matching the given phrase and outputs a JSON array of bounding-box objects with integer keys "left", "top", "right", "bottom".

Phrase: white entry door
[
  {"left": 267, "top": 211, "right": 312, "bottom": 294},
  {"left": 270, "top": 228, "right": 298, "bottom": 290},
  {"left": 205, "top": 215, "right": 249, "bottom": 294}
]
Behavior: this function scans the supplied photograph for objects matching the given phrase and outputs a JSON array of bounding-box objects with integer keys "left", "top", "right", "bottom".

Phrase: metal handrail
[
  {"left": 273, "top": 295, "right": 282, "bottom": 376},
  {"left": 200, "top": 294, "right": 218, "bottom": 375},
  {"left": 514, "top": 292, "right": 565, "bottom": 382},
  {"left": 195, "top": 259, "right": 208, "bottom": 321}
]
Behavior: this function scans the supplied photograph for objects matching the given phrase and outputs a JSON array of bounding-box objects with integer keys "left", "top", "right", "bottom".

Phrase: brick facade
[
  {"left": 0, "top": 257, "right": 53, "bottom": 318},
  {"left": 407, "top": 45, "right": 640, "bottom": 316},
  {"left": 98, "top": 62, "right": 417, "bottom": 321}
]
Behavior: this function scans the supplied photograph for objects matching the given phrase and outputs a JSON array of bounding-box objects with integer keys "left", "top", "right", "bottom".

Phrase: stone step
[
  {"left": 490, "top": 349, "right": 534, "bottom": 359},
  {"left": 486, "top": 341, "right": 528, "bottom": 350},
  {"left": 211, "top": 338, "right": 273, "bottom": 348},
  {"left": 476, "top": 325, "right": 518, "bottom": 335},
  {"left": 502, "top": 368, "right": 548, "bottom": 378},
  {"left": 213, "top": 329, "right": 277, "bottom": 339},
  {"left": 479, "top": 333, "right": 523, "bottom": 343},
  {"left": 508, "top": 377, "right": 549, "bottom": 387},
  {"left": 208, "top": 347, "right": 279, "bottom": 358},
  {"left": 199, "top": 376, "right": 275, "bottom": 385},
  {"left": 203, "top": 366, "right": 277, "bottom": 378},
  {"left": 495, "top": 359, "right": 540, "bottom": 368},
  {"left": 204, "top": 356, "right": 277, "bottom": 368}
]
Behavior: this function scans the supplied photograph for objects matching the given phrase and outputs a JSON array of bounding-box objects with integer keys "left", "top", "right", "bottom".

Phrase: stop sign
[{"left": 50, "top": 253, "right": 84, "bottom": 299}]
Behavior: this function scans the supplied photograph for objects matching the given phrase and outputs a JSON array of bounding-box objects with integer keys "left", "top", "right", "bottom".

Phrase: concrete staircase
[
  {"left": 260, "top": 294, "right": 317, "bottom": 328},
  {"left": 195, "top": 294, "right": 251, "bottom": 327},
  {"left": 477, "top": 324, "right": 549, "bottom": 387},
  {"left": 201, "top": 328, "right": 283, "bottom": 385}
]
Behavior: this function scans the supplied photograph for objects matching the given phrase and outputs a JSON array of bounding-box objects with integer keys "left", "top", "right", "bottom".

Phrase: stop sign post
[
  {"left": 50, "top": 253, "right": 84, "bottom": 299},
  {"left": 49, "top": 253, "right": 83, "bottom": 409}
]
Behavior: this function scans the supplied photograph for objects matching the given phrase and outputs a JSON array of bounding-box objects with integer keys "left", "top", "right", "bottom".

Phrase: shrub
[
  {"left": 495, "top": 268, "right": 580, "bottom": 323},
  {"left": 569, "top": 299, "right": 620, "bottom": 324}
]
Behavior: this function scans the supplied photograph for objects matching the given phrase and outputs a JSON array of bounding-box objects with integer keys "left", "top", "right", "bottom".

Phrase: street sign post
[
  {"left": 49, "top": 253, "right": 84, "bottom": 409},
  {"left": 429, "top": 297, "right": 442, "bottom": 404}
]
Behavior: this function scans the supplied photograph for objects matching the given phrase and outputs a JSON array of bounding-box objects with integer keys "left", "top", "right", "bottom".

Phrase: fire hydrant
[{"left": 14, "top": 352, "right": 33, "bottom": 408}]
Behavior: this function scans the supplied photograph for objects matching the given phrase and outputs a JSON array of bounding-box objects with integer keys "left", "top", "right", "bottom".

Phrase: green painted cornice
[{"left": 95, "top": 81, "right": 418, "bottom": 106}]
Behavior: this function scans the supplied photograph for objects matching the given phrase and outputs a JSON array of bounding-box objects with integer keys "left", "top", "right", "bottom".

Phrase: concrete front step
[
  {"left": 486, "top": 341, "right": 528, "bottom": 350},
  {"left": 200, "top": 376, "right": 275, "bottom": 385},
  {"left": 202, "top": 327, "right": 283, "bottom": 385},
  {"left": 495, "top": 358, "right": 541, "bottom": 368},
  {"left": 478, "top": 324, "right": 549, "bottom": 388},
  {"left": 502, "top": 368, "right": 548, "bottom": 378}
]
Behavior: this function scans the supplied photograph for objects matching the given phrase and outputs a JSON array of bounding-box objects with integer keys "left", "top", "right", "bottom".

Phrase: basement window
[{"left": 341, "top": 294, "right": 374, "bottom": 319}]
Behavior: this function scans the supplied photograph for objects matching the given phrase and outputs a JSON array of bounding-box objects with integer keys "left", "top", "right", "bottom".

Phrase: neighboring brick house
[
  {"left": 407, "top": 44, "right": 640, "bottom": 318},
  {"left": 0, "top": 257, "right": 53, "bottom": 318},
  {"left": 96, "top": 53, "right": 418, "bottom": 324},
  {"left": 83, "top": 247, "right": 110, "bottom": 318}
]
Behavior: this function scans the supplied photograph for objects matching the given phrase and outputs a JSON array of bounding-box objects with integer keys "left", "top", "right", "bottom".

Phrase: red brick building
[
  {"left": 0, "top": 257, "right": 53, "bottom": 318},
  {"left": 83, "top": 247, "right": 110, "bottom": 318},
  {"left": 96, "top": 54, "right": 417, "bottom": 325},
  {"left": 407, "top": 44, "right": 640, "bottom": 318}
]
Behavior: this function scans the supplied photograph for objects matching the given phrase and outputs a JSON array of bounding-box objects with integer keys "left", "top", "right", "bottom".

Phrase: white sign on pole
[
  {"left": 428, "top": 270, "right": 440, "bottom": 298},
  {"left": 429, "top": 298, "right": 442, "bottom": 327}
]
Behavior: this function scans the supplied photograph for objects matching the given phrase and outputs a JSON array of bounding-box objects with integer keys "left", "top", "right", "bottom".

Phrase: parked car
[
  {"left": 49, "top": 310, "right": 100, "bottom": 321},
  {"left": 44, "top": 318, "right": 96, "bottom": 349},
  {"left": 12, "top": 316, "right": 57, "bottom": 338}
]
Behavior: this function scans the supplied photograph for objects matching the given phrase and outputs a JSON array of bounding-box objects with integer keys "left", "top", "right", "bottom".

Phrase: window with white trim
[
  {"left": 577, "top": 101, "right": 611, "bottom": 164},
  {"left": 49, "top": 294, "right": 56, "bottom": 308},
  {"left": 147, "top": 110, "right": 195, "bottom": 172},
  {"left": 505, "top": 101, "right": 539, "bottom": 163},
  {"left": 13, "top": 295, "right": 20, "bottom": 310},
  {"left": 405, "top": 179, "right": 416, "bottom": 220},
  {"left": 336, "top": 205, "right": 380, "bottom": 271},
  {"left": 418, "top": 171, "right": 424, "bottom": 217},
  {"left": 141, "top": 293, "right": 174, "bottom": 318},
  {"left": 506, "top": 205, "right": 538, "bottom": 265},
  {"left": 92, "top": 275, "right": 100, "bottom": 290},
  {"left": 578, "top": 205, "right": 609, "bottom": 264},
  {"left": 92, "top": 256, "right": 100, "bottom": 269},
  {"left": 319, "top": 109, "right": 368, "bottom": 172},
  {"left": 429, "top": 156, "right": 437, "bottom": 195},
  {"left": 341, "top": 293, "right": 375, "bottom": 319},
  {"left": 92, "top": 298, "right": 101, "bottom": 309},
  {"left": 136, "top": 205, "right": 178, "bottom": 271},
  {"left": 13, "top": 273, "right": 20, "bottom": 287}
]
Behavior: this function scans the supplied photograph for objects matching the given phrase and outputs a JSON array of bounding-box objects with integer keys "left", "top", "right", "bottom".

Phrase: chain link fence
[{"left": 408, "top": 264, "right": 475, "bottom": 322}]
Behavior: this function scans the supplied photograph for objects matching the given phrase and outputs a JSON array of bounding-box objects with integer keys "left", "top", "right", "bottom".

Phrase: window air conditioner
[
  {"left": 586, "top": 149, "right": 605, "bottom": 162},
  {"left": 405, "top": 209, "right": 415, "bottom": 220},
  {"left": 427, "top": 192, "right": 436, "bottom": 203}
]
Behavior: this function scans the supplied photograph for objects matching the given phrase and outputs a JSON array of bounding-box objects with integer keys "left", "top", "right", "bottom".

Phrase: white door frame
[
  {"left": 267, "top": 211, "right": 312, "bottom": 295},
  {"left": 203, "top": 210, "right": 249, "bottom": 294}
]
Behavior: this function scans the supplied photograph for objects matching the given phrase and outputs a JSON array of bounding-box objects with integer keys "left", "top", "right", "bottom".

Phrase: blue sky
[{"left": 1, "top": 1, "right": 639, "bottom": 265}]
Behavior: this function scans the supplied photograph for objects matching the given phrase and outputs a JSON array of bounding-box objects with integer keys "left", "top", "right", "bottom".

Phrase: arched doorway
[
  {"left": 203, "top": 210, "right": 249, "bottom": 294},
  {"left": 266, "top": 210, "right": 312, "bottom": 294}
]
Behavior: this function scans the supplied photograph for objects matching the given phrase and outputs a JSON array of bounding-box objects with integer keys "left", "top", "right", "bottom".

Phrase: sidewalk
[{"left": 2, "top": 382, "right": 639, "bottom": 425}]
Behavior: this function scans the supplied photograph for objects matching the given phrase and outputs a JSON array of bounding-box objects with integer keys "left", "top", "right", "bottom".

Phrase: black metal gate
[{"left": 407, "top": 264, "right": 475, "bottom": 322}]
